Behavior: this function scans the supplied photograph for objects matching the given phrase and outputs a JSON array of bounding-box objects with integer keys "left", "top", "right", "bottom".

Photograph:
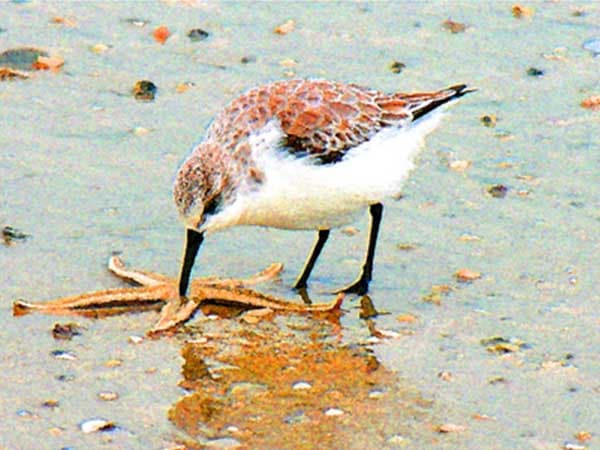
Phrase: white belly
[{"left": 203, "top": 112, "right": 444, "bottom": 233}]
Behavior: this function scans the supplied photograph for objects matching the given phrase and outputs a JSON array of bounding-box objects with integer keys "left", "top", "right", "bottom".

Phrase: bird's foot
[{"left": 334, "top": 277, "right": 370, "bottom": 296}]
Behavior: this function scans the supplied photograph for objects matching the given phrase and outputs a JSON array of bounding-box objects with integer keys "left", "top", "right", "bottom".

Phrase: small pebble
[
  {"left": 497, "top": 162, "right": 513, "bottom": 169},
  {"left": 397, "top": 313, "right": 417, "bottom": 323},
  {"left": 487, "top": 184, "right": 509, "bottom": 198},
  {"left": 48, "top": 426, "right": 64, "bottom": 436},
  {"left": 488, "top": 376, "right": 508, "bottom": 385},
  {"left": 436, "top": 423, "right": 467, "bottom": 433},
  {"left": 80, "top": 418, "right": 116, "bottom": 434},
  {"left": 448, "top": 160, "right": 471, "bottom": 172},
  {"left": 279, "top": 58, "right": 298, "bottom": 68},
  {"left": 105, "top": 359, "right": 122, "bottom": 368},
  {"left": 52, "top": 323, "right": 82, "bottom": 340},
  {"left": 274, "top": 19, "right": 295, "bottom": 35},
  {"left": 2, "top": 225, "right": 29, "bottom": 244},
  {"left": 131, "top": 126, "right": 151, "bottom": 136},
  {"left": 90, "top": 43, "right": 110, "bottom": 54},
  {"left": 389, "top": 61, "right": 406, "bottom": 74},
  {"left": 55, "top": 373, "right": 75, "bottom": 382},
  {"left": 175, "top": 81, "right": 195, "bottom": 93},
  {"left": 442, "top": 19, "right": 467, "bottom": 33},
  {"left": 455, "top": 268, "right": 481, "bottom": 282},
  {"left": 42, "top": 399, "right": 59, "bottom": 408},
  {"left": 377, "top": 329, "right": 401, "bottom": 339},
  {"left": 204, "top": 437, "right": 242, "bottom": 448},
  {"left": 0, "top": 67, "right": 30, "bottom": 80},
  {"left": 581, "top": 95, "right": 600, "bottom": 111},
  {"left": 472, "top": 413, "right": 494, "bottom": 421},
  {"left": 152, "top": 25, "right": 171, "bottom": 44},
  {"left": 495, "top": 131, "right": 514, "bottom": 141},
  {"left": 481, "top": 336, "right": 528, "bottom": 354},
  {"left": 368, "top": 389, "right": 384, "bottom": 399},
  {"left": 575, "top": 431, "right": 592, "bottom": 442},
  {"left": 132, "top": 80, "right": 157, "bottom": 101},
  {"left": 16, "top": 409, "right": 37, "bottom": 418},
  {"left": 396, "top": 242, "right": 418, "bottom": 251},
  {"left": 128, "top": 335, "right": 144, "bottom": 344},
  {"left": 458, "top": 233, "right": 481, "bottom": 242},
  {"left": 583, "top": 37, "right": 600, "bottom": 56},
  {"left": 51, "top": 350, "right": 77, "bottom": 360},
  {"left": 240, "top": 55, "right": 256, "bottom": 64},
  {"left": 480, "top": 114, "right": 497, "bottom": 127},
  {"left": 438, "top": 371, "right": 454, "bottom": 381},
  {"left": 187, "top": 28, "right": 210, "bottom": 41},
  {"left": 563, "top": 443, "right": 586, "bottom": 450},
  {"left": 512, "top": 4, "right": 534, "bottom": 18},
  {"left": 387, "top": 434, "right": 409, "bottom": 445},
  {"left": 32, "top": 55, "right": 64, "bottom": 71},
  {"left": 292, "top": 381, "right": 312, "bottom": 390},
  {"left": 284, "top": 410, "right": 308, "bottom": 424},
  {"left": 324, "top": 407, "right": 344, "bottom": 416},
  {"left": 123, "top": 18, "right": 150, "bottom": 27},
  {"left": 386, "top": 434, "right": 410, "bottom": 448},
  {"left": 0, "top": 47, "right": 47, "bottom": 70},
  {"left": 50, "top": 16, "right": 77, "bottom": 27},
  {"left": 526, "top": 67, "right": 544, "bottom": 77},
  {"left": 341, "top": 226, "right": 359, "bottom": 236},
  {"left": 98, "top": 391, "right": 119, "bottom": 402}
]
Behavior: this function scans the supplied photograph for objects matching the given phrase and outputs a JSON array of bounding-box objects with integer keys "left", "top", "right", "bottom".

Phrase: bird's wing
[{"left": 208, "top": 80, "right": 473, "bottom": 165}]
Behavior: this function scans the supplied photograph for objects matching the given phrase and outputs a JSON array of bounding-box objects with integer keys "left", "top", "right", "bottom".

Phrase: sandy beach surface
[{"left": 1, "top": 1, "right": 599, "bottom": 449}]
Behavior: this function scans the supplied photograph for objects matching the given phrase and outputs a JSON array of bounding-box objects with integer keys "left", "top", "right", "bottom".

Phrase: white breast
[{"left": 203, "top": 112, "right": 445, "bottom": 233}]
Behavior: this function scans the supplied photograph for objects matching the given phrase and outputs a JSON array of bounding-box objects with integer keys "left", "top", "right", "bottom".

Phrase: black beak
[{"left": 178, "top": 228, "right": 204, "bottom": 297}]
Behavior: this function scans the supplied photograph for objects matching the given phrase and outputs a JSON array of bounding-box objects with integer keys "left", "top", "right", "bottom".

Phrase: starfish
[{"left": 13, "top": 256, "right": 344, "bottom": 335}]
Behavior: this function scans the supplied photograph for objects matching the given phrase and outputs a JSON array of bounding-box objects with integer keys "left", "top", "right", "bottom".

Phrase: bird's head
[{"left": 173, "top": 149, "right": 224, "bottom": 231}]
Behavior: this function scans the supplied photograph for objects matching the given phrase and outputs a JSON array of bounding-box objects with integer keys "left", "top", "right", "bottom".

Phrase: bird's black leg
[
  {"left": 293, "top": 229, "right": 330, "bottom": 291},
  {"left": 338, "top": 203, "right": 383, "bottom": 295},
  {"left": 178, "top": 228, "right": 204, "bottom": 297}
]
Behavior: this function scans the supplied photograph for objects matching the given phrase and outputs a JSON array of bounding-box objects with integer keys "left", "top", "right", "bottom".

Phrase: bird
[{"left": 173, "top": 79, "right": 474, "bottom": 298}]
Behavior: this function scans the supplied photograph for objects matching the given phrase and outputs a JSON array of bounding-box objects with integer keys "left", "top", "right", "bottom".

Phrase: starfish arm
[
  {"left": 13, "top": 285, "right": 170, "bottom": 315},
  {"left": 239, "top": 263, "right": 284, "bottom": 286},
  {"left": 198, "top": 263, "right": 284, "bottom": 289},
  {"left": 148, "top": 288, "right": 343, "bottom": 334},
  {"left": 192, "top": 285, "right": 344, "bottom": 312},
  {"left": 150, "top": 296, "right": 201, "bottom": 335},
  {"left": 108, "top": 256, "right": 173, "bottom": 286}
]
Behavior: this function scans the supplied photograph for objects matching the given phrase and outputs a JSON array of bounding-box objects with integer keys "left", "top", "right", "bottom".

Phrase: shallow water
[{"left": 1, "top": 1, "right": 599, "bottom": 449}]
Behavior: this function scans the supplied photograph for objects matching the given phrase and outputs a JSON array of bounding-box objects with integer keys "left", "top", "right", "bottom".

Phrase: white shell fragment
[
  {"left": 128, "top": 335, "right": 144, "bottom": 344},
  {"left": 51, "top": 350, "right": 77, "bottom": 360},
  {"left": 292, "top": 381, "right": 312, "bottom": 390},
  {"left": 80, "top": 418, "right": 115, "bottom": 433},
  {"left": 324, "top": 407, "right": 344, "bottom": 416}
]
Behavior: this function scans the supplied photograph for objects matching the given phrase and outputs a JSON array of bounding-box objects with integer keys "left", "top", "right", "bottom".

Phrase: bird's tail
[{"left": 402, "top": 84, "right": 476, "bottom": 120}]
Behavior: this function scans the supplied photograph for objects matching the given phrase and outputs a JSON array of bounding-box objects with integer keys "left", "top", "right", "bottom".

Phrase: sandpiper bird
[{"left": 174, "top": 79, "right": 474, "bottom": 297}]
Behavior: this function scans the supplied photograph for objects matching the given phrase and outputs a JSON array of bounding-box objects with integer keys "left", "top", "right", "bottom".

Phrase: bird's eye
[{"left": 204, "top": 194, "right": 223, "bottom": 216}]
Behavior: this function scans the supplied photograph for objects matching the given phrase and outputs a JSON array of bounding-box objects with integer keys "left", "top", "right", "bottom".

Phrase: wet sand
[{"left": 1, "top": 1, "right": 599, "bottom": 449}]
